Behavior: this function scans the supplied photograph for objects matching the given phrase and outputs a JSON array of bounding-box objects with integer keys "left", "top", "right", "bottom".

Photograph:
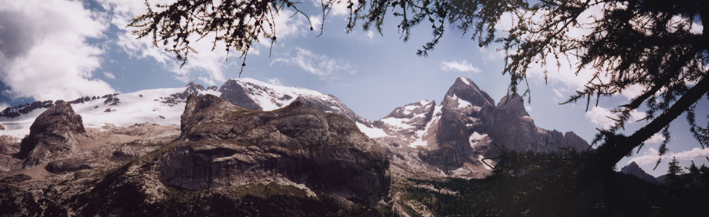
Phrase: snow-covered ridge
[
  {"left": 0, "top": 83, "right": 219, "bottom": 139},
  {"left": 0, "top": 78, "right": 370, "bottom": 140},
  {"left": 230, "top": 78, "right": 326, "bottom": 111}
]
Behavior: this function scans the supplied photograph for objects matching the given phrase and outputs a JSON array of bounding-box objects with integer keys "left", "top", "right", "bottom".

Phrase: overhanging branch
[{"left": 597, "top": 74, "right": 709, "bottom": 167}]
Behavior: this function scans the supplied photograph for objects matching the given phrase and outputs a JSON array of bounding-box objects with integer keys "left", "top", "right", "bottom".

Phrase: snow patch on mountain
[
  {"left": 459, "top": 76, "right": 471, "bottom": 85},
  {"left": 379, "top": 117, "right": 418, "bottom": 130},
  {"left": 479, "top": 155, "right": 493, "bottom": 170},
  {"left": 0, "top": 108, "right": 48, "bottom": 139},
  {"left": 231, "top": 78, "right": 325, "bottom": 111},
  {"left": 356, "top": 122, "right": 388, "bottom": 138},
  {"left": 469, "top": 132, "right": 490, "bottom": 150},
  {"left": 76, "top": 88, "right": 187, "bottom": 128},
  {"left": 0, "top": 84, "right": 221, "bottom": 138}
]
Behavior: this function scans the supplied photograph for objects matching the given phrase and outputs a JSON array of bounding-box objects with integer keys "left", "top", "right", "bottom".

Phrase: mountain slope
[
  {"left": 1, "top": 77, "right": 589, "bottom": 180},
  {"left": 621, "top": 161, "right": 660, "bottom": 185},
  {"left": 361, "top": 77, "right": 591, "bottom": 178},
  {"left": 0, "top": 83, "right": 218, "bottom": 138},
  {"left": 218, "top": 78, "right": 372, "bottom": 126}
]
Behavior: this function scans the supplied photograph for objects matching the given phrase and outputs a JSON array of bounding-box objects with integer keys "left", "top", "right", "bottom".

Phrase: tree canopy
[{"left": 129, "top": 0, "right": 709, "bottom": 171}]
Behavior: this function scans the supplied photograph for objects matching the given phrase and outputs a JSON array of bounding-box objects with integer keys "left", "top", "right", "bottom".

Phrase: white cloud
[
  {"left": 268, "top": 78, "right": 282, "bottom": 86},
  {"left": 630, "top": 147, "right": 709, "bottom": 166},
  {"left": 441, "top": 60, "right": 481, "bottom": 73},
  {"left": 645, "top": 133, "right": 665, "bottom": 144},
  {"left": 629, "top": 147, "right": 662, "bottom": 166},
  {"left": 310, "top": 0, "right": 352, "bottom": 17},
  {"left": 103, "top": 72, "right": 116, "bottom": 79},
  {"left": 0, "top": 0, "right": 114, "bottom": 101},
  {"left": 585, "top": 106, "right": 650, "bottom": 129},
  {"left": 271, "top": 47, "right": 354, "bottom": 80},
  {"left": 367, "top": 30, "right": 375, "bottom": 39},
  {"left": 585, "top": 106, "right": 614, "bottom": 129},
  {"left": 620, "top": 84, "right": 647, "bottom": 100},
  {"left": 99, "top": 0, "right": 312, "bottom": 85}
]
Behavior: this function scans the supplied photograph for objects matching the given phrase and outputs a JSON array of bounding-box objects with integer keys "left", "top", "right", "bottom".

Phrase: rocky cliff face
[
  {"left": 365, "top": 77, "right": 591, "bottom": 178},
  {"left": 373, "top": 100, "right": 436, "bottom": 139},
  {"left": 0, "top": 94, "right": 391, "bottom": 216},
  {"left": 218, "top": 78, "right": 373, "bottom": 127},
  {"left": 153, "top": 94, "right": 390, "bottom": 204},
  {"left": 15, "top": 102, "right": 85, "bottom": 168},
  {"left": 621, "top": 162, "right": 660, "bottom": 185}
]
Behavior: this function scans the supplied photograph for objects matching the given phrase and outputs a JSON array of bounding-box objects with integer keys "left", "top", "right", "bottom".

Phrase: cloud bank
[
  {"left": 629, "top": 147, "right": 709, "bottom": 166},
  {"left": 441, "top": 60, "right": 481, "bottom": 73},
  {"left": 271, "top": 47, "right": 354, "bottom": 80},
  {"left": 0, "top": 0, "right": 114, "bottom": 101}
]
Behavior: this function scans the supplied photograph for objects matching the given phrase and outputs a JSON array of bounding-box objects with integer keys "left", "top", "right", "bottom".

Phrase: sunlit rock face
[
  {"left": 16, "top": 102, "right": 85, "bottom": 168},
  {"left": 154, "top": 94, "right": 390, "bottom": 204},
  {"left": 365, "top": 77, "right": 590, "bottom": 178}
]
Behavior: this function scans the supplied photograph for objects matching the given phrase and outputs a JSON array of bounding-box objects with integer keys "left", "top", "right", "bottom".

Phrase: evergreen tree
[
  {"left": 687, "top": 160, "right": 700, "bottom": 176},
  {"left": 667, "top": 156, "right": 684, "bottom": 181}
]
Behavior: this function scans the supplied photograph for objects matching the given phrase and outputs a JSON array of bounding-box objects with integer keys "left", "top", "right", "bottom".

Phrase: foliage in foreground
[{"left": 401, "top": 151, "right": 709, "bottom": 217}]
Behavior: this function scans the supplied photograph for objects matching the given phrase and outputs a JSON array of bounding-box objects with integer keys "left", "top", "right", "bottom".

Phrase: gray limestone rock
[
  {"left": 16, "top": 102, "right": 85, "bottom": 168},
  {"left": 156, "top": 94, "right": 390, "bottom": 204}
]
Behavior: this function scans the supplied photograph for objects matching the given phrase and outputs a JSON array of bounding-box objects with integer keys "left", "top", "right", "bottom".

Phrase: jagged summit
[
  {"left": 358, "top": 77, "right": 591, "bottom": 178},
  {"left": 218, "top": 78, "right": 372, "bottom": 126},
  {"left": 621, "top": 161, "right": 660, "bottom": 185},
  {"left": 17, "top": 102, "right": 85, "bottom": 168},
  {"left": 0, "top": 77, "right": 590, "bottom": 180},
  {"left": 497, "top": 93, "right": 529, "bottom": 117},
  {"left": 444, "top": 77, "right": 495, "bottom": 109}
]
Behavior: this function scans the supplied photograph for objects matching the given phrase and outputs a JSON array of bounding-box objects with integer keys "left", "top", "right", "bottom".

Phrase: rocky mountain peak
[
  {"left": 496, "top": 94, "right": 529, "bottom": 117},
  {"left": 165, "top": 82, "right": 207, "bottom": 103},
  {"left": 218, "top": 79, "right": 263, "bottom": 110},
  {"left": 16, "top": 102, "right": 85, "bottom": 167},
  {"left": 621, "top": 161, "right": 660, "bottom": 185},
  {"left": 373, "top": 100, "right": 436, "bottom": 139},
  {"left": 155, "top": 94, "right": 390, "bottom": 204},
  {"left": 383, "top": 100, "right": 435, "bottom": 120},
  {"left": 443, "top": 77, "right": 495, "bottom": 110},
  {"left": 181, "top": 94, "right": 244, "bottom": 138},
  {"left": 218, "top": 78, "right": 372, "bottom": 126}
]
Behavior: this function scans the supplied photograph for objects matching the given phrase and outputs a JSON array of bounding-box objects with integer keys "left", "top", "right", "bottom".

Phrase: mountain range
[
  {"left": 1, "top": 77, "right": 596, "bottom": 178},
  {"left": 1, "top": 76, "right": 673, "bottom": 215},
  {"left": 1, "top": 77, "right": 593, "bottom": 177}
]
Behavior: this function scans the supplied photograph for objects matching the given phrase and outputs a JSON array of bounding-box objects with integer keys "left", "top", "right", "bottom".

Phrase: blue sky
[{"left": 0, "top": 0, "right": 707, "bottom": 176}]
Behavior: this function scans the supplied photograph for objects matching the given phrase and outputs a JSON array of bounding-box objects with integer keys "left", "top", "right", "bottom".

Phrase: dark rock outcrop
[
  {"left": 15, "top": 102, "right": 85, "bottom": 168},
  {"left": 218, "top": 79, "right": 263, "bottom": 110},
  {"left": 154, "top": 94, "right": 390, "bottom": 204},
  {"left": 294, "top": 94, "right": 373, "bottom": 126},
  {"left": 621, "top": 162, "right": 660, "bottom": 185},
  {"left": 0, "top": 100, "right": 55, "bottom": 119},
  {"left": 45, "top": 158, "right": 96, "bottom": 174},
  {"left": 424, "top": 77, "right": 497, "bottom": 168},
  {"left": 0, "top": 185, "right": 68, "bottom": 216}
]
